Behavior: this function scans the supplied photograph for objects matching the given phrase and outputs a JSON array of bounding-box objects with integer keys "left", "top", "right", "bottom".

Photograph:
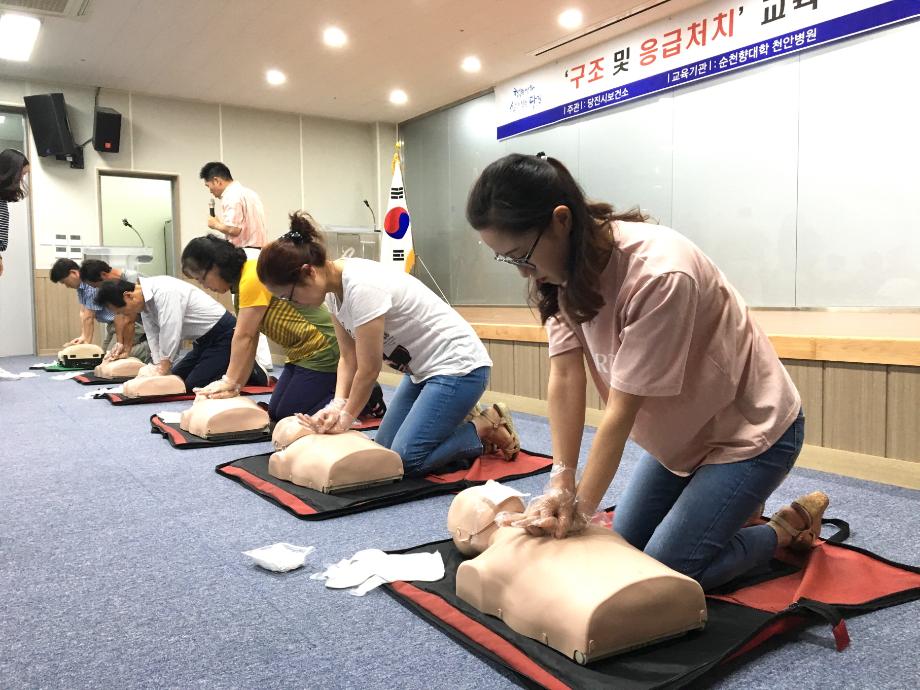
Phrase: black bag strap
[{"left": 822, "top": 518, "right": 850, "bottom": 544}]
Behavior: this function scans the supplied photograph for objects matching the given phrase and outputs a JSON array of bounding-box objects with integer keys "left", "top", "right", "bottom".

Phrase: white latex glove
[
  {"left": 103, "top": 342, "right": 126, "bottom": 362},
  {"left": 193, "top": 375, "right": 241, "bottom": 399},
  {"left": 309, "top": 397, "right": 349, "bottom": 433},
  {"left": 495, "top": 465, "right": 591, "bottom": 539},
  {"left": 136, "top": 363, "right": 160, "bottom": 378}
]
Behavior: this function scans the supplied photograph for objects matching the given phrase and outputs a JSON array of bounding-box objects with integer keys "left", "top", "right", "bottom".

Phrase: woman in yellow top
[{"left": 181, "top": 235, "right": 385, "bottom": 420}]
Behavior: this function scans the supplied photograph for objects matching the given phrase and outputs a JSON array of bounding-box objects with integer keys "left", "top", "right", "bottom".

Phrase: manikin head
[
  {"left": 256, "top": 211, "right": 332, "bottom": 308},
  {"left": 181, "top": 234, "right": 247, "bottom": 294},
  {"left": 447, "top": 483, "right": 527, "bottom": 556},
  {"left": 50, "top": 258, "right": 82, "bottom": 289},
  {"left": 199, "top": 161, "right": 233, "bottom": 198}
]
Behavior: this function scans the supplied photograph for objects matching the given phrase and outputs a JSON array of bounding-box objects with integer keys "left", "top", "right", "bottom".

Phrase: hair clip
[
  {"left": 535, "top": 151, "right": 547, "bottom": 159},
  {"left": 283, "top": 229, "right": 305, "bottom": 244}
]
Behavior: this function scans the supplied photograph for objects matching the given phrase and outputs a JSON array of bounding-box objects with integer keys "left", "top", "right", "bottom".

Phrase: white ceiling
[{"left": 0, "top": 0, "right": 706, "bottom": 123}]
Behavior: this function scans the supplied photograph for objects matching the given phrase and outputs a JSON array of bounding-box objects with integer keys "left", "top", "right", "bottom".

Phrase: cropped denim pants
[
  {"left": 374, "top": 366, "right": 490, "bottom": 477},
  {"left": 614, "top": 409, "right": 805, "bottom": 590}
]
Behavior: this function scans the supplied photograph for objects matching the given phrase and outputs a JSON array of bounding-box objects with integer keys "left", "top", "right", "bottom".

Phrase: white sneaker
[{"left": 0, "top": 367, "right": 21, "bottom": 381}]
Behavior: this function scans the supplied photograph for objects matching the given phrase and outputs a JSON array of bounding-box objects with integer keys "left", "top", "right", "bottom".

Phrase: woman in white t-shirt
[
  {"left": 256, "top": 211, "right": 520, "bottom": 477},
  {"left": 467, "top": 154, "right": 827, "bottom": 590}
]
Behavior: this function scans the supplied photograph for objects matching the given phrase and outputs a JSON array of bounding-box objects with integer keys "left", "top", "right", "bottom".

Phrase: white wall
[{"left": 0, "top": 78, "right": 397, "bottom": 270}]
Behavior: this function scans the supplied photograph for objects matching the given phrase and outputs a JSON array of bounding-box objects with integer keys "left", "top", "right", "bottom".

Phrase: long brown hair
[
  {"left": 466, "top": 153, "right": 648, "bottom": 324},
  {"left": 0, "top": 149, "right": 29, "bottom": 202},
  {"left": 256, "top": 211, "right": 328, "bottom": 286}
]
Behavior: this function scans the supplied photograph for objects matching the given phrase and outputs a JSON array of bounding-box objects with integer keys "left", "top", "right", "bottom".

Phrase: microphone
[
  {"left": 121, "top": 218, "right": 154, "bottom": 262},
  {"left": 363, "top": 199, "right": 378, "bottom": 232},
  {"left": 208, "top": 197, "right": 216, "bottom": 217}
]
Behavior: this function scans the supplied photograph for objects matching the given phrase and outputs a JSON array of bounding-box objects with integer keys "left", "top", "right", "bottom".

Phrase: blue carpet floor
[{"left": 1, "top": 354, "right": 917, "bottom": 689}]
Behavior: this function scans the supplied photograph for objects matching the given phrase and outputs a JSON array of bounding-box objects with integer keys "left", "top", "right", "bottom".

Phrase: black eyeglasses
[
  {"left": 277, "top": 282, "right": 297, "bottom": 302},
  {"left": 493, "top": 226, "right": 546, "bottom": 270}
]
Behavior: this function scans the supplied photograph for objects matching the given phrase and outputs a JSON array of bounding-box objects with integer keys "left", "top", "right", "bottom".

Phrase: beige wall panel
[
  {"left": 34, "top": 271, "right": 102, "bottom": 353},
  {"left": 221, "top": 106, "right": 302, "bottom": 240},
  {"left": 782, "top": 359, "right": 824, "bottom": 445},
  {"left": 886, "top": 366, "right": 920, "bottom": 462},
  {"left": 512, "top": 342, "right": 542, "bottom": 399},
  {"left": 489, "top": 341, "right": 515, "bottom": 396},
  {"left": 823, "top": 363, "right": 887, "bottom": 456},
  {"left": 300, "top": 117, "right": 376, "bottom": 228},
  {"left": 539, "top": 343, "right": 549, "bottom": 400},
  {"left": 130, "top": 94, "right": 221, "bottom": 252}
]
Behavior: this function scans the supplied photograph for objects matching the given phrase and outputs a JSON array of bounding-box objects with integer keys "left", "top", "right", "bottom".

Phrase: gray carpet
[{"left": 1, "top": 354, "right": 917, "bottom": 689}]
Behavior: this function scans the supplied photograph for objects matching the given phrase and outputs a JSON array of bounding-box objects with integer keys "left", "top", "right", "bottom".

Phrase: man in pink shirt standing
[
  {"left": 200, "top": 161, "right": 266, "bottom": 249},
  {"left": 468, "top": 153, "right": 828, "bottom": 591}
]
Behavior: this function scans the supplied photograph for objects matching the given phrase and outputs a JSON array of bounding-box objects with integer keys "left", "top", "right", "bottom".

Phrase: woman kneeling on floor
[
  {"left": 467, "top": 153, "right": 828, "bottom": 590},
  {"left": 256, "top": 211, "right": 519, "bottom": 477}
]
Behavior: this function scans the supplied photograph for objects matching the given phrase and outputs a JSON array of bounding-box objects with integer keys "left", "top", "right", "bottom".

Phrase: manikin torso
[
  {"left": 268, "top": 431, "right": 403, "bottom": 493},
  {"left": 58, "top": 343, "right": 104, "bottom": 366},
  {"left": 179, "top": 397, "right": 270, "bottom": 439},
  {"left": 272, "top": 415, "right": 312, "bottom": 450},
  {"left": 123, "top": 374, "right": 186, "bottom": 398},
  {"left": 94, "top": 357, "right": 145, "bottom": 379},
  {"left": 449, "top": 489, "right": 708, "bottom": 664}
]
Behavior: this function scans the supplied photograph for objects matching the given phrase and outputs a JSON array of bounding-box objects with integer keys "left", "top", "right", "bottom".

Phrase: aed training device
[{"left": 57, "top": 343, "right": 104, "bottom": 369}]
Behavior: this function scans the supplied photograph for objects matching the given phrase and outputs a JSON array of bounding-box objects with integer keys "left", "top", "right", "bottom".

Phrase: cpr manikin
[
  {"left": 272, "top": 415, "right": 313, "bottom": 450},
  {"left": 269, "top": 431, "right": 403, "bottom": 493},
  {"left": 58, "top": 343, "right": 104, "bottom": 368},
  {"left": 179, "top": 397, "right": 270, "bottom": 440},
  {"left": 449, "top": 488, "right": 708, "bottom": 664},
  {"left": 93, "top": 357, "right": 145, "bottom": 379},
  {"left": 122, "top": 374, "right": 186, "bottom": 398}
]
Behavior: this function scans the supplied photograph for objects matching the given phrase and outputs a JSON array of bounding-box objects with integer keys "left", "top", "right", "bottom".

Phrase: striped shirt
[
  {"left": 0, "top": 200, "right": 8, "bottom": 252},
  {"left": 76, "top": 282, "right": 115, "bottom": 323}
]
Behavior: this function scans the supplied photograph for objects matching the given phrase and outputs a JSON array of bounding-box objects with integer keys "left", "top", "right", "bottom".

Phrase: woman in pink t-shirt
[{"left": 467, "top": 153, "right": 827, "bottom": 590}]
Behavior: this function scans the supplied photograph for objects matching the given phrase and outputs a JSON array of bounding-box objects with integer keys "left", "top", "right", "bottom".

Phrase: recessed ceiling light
[
  {"left": 461, "top": 56, "right": 481, "bottom": 73},
  {"left": 389, "top": 89, "right": 408, "bottom": 105},
  {"left": 558, "top": 8, "right": 583, "bottom": 30},
  {"left": 0, "top": 14, "right": 41, "bottom": 62},
  {"left": 266, "top": 69, "right": 287, "bottom": 86},
  {"left": 323, "top": 26, "right": 347, "bottom": 48}
]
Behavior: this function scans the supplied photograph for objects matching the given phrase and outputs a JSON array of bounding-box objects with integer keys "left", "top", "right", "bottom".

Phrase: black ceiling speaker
[
  {"left": 93, "top": 107, "right": 122, "bottom": 153},
  {"left": 23, "top": 93, "right": 76, "bottom": 157}
]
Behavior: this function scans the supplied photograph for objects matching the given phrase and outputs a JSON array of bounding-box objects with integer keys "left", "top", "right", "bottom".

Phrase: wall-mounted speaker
[
  {"left": 23, "top": 93, "right": 76, "bottom": 157},
  {"left": 93, "top": 107, "right": 122, "bottom": 153}
]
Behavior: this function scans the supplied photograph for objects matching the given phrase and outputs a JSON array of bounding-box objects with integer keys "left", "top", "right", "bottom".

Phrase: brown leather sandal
[
  {"left": 481, "top": 403, "right": 521, "bottom": 461},
  {"left": 768, "top": 491, "right": 829, "bottom": 551}
]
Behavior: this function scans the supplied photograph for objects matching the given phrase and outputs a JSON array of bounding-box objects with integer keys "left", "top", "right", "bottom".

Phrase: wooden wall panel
[
  {"left": 782, "top": 359, "right": 824, "bottom": 446},
  {"left": 538, "top": 343, "right": 549, "bottom": 400},
  {"left": 488, "top": 341, "right": 516, "bottom": 395},
  {"left": 34, "top": 270, "right": 102, "bottom": 354},
  {"left": 512, "top": 342, "right": 542, "bottom": 399},
  {"left": 823, "top": 363, "right": 887, "bottom": 456},
  {"left": 886, "top": 366, "right": 920, "bottom": 462}
]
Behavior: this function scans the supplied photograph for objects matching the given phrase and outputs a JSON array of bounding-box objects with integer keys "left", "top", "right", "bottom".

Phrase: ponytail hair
[
  {"left": 466, "top": 153, "right": 648, "bottom": 325},
  {"left": 256, "top": 211, "right": 328, "bottom": 286}
]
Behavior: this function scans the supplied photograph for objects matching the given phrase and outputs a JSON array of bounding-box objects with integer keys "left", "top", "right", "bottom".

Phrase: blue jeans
[
  {"left": 614, "top": 409, "right": 805, "bottom": 591},
  {"left": 374, "top": 367, "right": 490, "bottom": 477}
]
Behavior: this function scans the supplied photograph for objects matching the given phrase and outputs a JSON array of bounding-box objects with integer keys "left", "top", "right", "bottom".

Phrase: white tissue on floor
[
  {"left": 243, "top": 543, "right": 315, "bottom": 572},
  {"left": 312, "top": 549, "right": 445, "bottom": 596},
  {"left": 157, "top": 410, "right": 182, "bottom": 423},
  {"left": 50, "top": 371, "right": 82, "bottom": 380},
  {"left": 79, "top": 385, "right": 123, "bottom": 400}
]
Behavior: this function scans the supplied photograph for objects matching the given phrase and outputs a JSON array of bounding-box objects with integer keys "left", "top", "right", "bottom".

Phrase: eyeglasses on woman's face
[{"left": 493, "top": 225, "right": 546, "bottom": 270}]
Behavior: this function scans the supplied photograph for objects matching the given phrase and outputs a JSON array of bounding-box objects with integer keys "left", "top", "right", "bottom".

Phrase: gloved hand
[
  {"left": 103, "top": 342, "right": 126, "bottom": 362},
  {"left": 495, "top": 465, "right": 591, "bottom": 539},
  {"left": 193, "top": 375, "right": 241, "bottom": 399},
  {"left": 65, "top": 336, "right": 87, "bottom": 346},
  {"left": 308, "top": 398, "right": 353, "bottom": 433},
  {"left": 136, "top": 363, "right": 161, "bottom": 378}
]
